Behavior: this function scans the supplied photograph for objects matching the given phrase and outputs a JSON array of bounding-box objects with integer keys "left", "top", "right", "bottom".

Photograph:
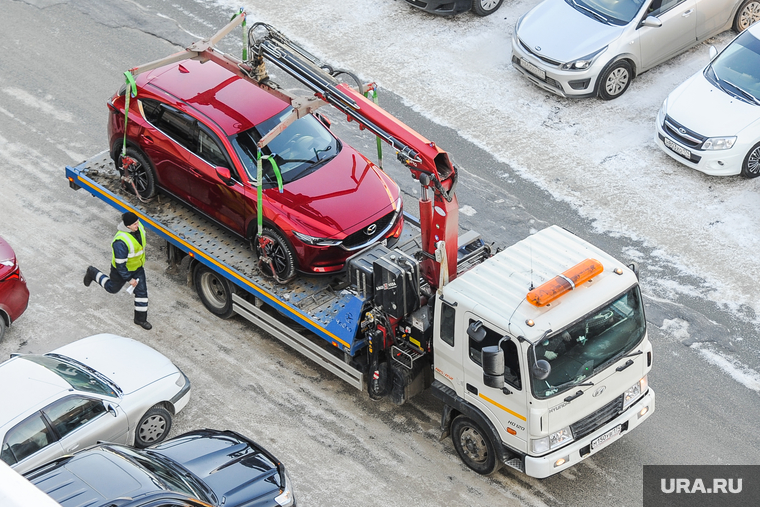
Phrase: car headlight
[
  {"left": 275, "top": 469, "right": 295, "bottom": 506},
  {"left": 292, "top": 230, "right": 342, "bottom": 246},
  {"left": 702, "top": 136, "right": 737, "bottom": 150},
  {"left": 623, "top": 375, "right": 648, "bottom": 410},
  {"left": 531, "top": 426, "right": 574, "bottom": 454},
  {"left": 560, "top": 47, "right": 607, "bottom": 70},
  {"left": 657, "top": 98, "right": 668, "bottom": 123}
]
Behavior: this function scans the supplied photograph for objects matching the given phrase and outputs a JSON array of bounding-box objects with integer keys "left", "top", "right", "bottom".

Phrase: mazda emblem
[
  {"left": 364, "top": 224, "right": 377, "bottom": 236},
  {"left": 592, "top": 386, "right": 606, "bottom": 397}
]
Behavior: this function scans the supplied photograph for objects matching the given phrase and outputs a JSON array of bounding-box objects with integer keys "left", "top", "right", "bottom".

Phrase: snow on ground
[{"left": 211, "top": 0, "right": 760, "bottom": 326}]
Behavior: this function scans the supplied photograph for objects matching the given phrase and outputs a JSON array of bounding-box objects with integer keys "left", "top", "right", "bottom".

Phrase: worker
[{"left": 83, "top": 211, "right": 151, "bottom": 330}]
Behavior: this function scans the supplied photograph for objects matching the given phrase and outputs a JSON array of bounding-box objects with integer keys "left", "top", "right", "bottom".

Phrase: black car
[
  {"left": 404, "top": 0, "right": 503, "bottom": 16},
  {"left": 25, "top": 429, "right": 295, "bottom": 507}
]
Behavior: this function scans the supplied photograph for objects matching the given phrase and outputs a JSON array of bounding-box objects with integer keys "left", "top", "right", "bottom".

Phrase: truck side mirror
[
  {"left": 532, "top": 359, "right": 551, "bottom": 380},
  {"left": 481, "top": 345, "right": 504, "bottom": 388},
  {"left": 467, "top": 321, "right": 486, "bottom": 343},
  {"left": 215, "top": 166, "right": 234, "bottom": 186}
]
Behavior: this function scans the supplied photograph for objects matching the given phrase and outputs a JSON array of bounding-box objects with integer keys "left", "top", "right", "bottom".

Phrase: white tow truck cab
[{"left": 432, "top": 225, "right": 655, "bottom": 477}]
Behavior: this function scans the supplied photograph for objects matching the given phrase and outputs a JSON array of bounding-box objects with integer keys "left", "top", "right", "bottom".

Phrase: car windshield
[
  {"left": 530, "top": 285, "right": 646, "bottom": 399},
  {"left": 565, "top": 0, "right": 645, "bottom": 25},
  {"left": 115, "top": 446, "right": 215, "bottom": 503},
  {"left": 230, "top": 107, "right": 339, "bottom": 186},
  {"left": 706, "top": 29, "right": 760, "bottom": 105},
  {"left": 21, "top": 355, "right": 118, "bottom": 398}
]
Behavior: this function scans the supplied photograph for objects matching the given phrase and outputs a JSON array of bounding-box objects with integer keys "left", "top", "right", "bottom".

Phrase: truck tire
[
  {"left": 451, "top": 415, "right": 502, "bottom": 475},
  {"left": 134, "top": 405, "right": 172, "bottom": 448},
  {"left": 194, "top": 264, "right": 235, "bottom": 318},
  {"left": 120, "top": 148, "right": 157, "bottom": 199}
]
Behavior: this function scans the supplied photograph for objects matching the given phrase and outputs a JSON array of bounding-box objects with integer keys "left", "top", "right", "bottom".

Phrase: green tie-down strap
[
  {"left": 255, "top": 151, "right": 283, "bottom": 234},
  {"left": 231, "top": 8, "right": 248, "bottom": 61},
  {"left": 121, "top": 71, "right": 138, "bottom": 158},
  {"left": 365, "top": 88, "right": 383, "bottom": 169}
]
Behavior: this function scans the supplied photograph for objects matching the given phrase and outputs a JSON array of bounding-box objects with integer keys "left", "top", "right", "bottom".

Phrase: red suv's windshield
[{"left": 231, "top": 107, "right": 339, "bottom": 185}]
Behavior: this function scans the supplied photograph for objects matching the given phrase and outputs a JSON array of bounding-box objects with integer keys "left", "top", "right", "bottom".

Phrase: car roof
[
  {"left": 140, "top": 58, "right": 289, "bottom": 136},
  {"left": 0, "top": 357, "right": 71, "bottom": 432}
]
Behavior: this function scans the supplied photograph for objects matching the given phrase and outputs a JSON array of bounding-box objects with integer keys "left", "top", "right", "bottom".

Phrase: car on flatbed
[
  {"left": 108, "top": 58, "right": 403, "bottom": 281},
  {"left": 0, "top": 333, "right": 190, "bottom": 474},
  {"left": 25, "top": 429, "right": 295, "bottom": 507}
]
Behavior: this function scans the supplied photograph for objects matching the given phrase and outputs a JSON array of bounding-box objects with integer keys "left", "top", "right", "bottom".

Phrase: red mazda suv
[
  {"left": 107, "top": 59, "right": 403, "bottom": 279},
  {"left": 0, "top": 235, "right": 30, "bottom": 341}
]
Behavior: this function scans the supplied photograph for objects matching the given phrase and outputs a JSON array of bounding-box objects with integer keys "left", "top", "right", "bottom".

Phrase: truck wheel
[
  {"left": 121, "top": 148, "right": 157, "bottom": 199},
  {"left": 451, "top": 416, "right": 502, "bottom": 475},
  {"left": 471, "top": 0, "right": 504, "bottom": 16},
  {"left": 255, "top": 227, "right": 297, "bottom": 282},
  {"left": 194, "top": 264, "right": 235, "bottom": 318},
  {"left": 134, "top": 405, "right": 172, "bottom": 448}
]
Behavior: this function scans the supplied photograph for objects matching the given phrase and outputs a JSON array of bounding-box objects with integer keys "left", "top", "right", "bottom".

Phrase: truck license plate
[
  {"left": 520, "top": 58, "right": 546, "bottom": 80},
  {"left": 663, "top": 137, "right": 691, "bottom": 160},
  {"left": 591, "top": 425, "right": 621, "bottom": 451}
]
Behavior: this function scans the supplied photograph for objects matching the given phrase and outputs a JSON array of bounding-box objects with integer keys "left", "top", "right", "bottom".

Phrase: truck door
[
  {"left": 462, "top": 315, "right": 529, "bottom": 451},
  {"left": 432, "top": 299, "right": 463, "bottom": 390}
]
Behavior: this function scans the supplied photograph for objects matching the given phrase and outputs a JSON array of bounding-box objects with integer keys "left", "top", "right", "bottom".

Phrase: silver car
[
  {"left": 0, "top": 334, "right": 191, "bottom": 473},
  {"left": 511, "top": 0, "right": 760, "bottom": 99}
]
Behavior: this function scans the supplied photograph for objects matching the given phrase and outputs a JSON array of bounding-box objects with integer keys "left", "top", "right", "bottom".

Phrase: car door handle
[
  {"left": 140, "top": 134, "right": 154, "bottom": 145},
  {"left": 67, "top": 444, "right": 79, "bottom": 452},
  {"left": 682, "top": 9, "right": 693, "bottom": 16}
]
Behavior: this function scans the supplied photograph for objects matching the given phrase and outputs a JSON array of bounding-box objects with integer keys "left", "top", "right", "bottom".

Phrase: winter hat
[{"left": 122, "top": 211, "right": 139, "bottom": 227}]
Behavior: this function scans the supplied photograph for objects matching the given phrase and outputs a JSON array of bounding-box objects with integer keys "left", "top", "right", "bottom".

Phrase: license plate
[
  {"left": 663, "top": 137, "right": 691, "bottom": 160},
  {"left": 520, "top": 58, "right": 546, "bottom": 80},
  {"left": 591, "top": 425, "right": 621, "bottom": 451}
]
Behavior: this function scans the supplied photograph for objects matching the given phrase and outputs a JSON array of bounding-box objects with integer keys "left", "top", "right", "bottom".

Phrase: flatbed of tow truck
[{"left": 67, "top": 151, "right": 425, "bottom": 390}]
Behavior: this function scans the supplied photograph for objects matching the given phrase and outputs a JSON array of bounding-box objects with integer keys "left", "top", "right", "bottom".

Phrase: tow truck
[{"left": 66, "top": 12, "right": 654, "bottom": 478}]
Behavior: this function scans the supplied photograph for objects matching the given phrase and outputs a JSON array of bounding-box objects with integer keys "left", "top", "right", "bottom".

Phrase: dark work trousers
[{"left": 91, "top": 265, "right": 148, "bottom": 322}]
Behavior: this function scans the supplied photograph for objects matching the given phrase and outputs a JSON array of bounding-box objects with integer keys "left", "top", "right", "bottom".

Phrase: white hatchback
[
  {"left": 0, "top": 334, "right": 191, "bottom": 474},
  {"left": 656, "top": 22, "right": 760, "bottom": 177}
]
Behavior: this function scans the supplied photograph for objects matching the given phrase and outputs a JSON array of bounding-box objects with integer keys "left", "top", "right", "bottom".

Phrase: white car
[
  {"left": 511, "top": 0, "right": 759, "bottom": 100},
  {"left": 656, "top": 21, "right": 760, "bottom": 177},
  {"left": 0, "top": 334, "right": 191, "bottom": 474}
]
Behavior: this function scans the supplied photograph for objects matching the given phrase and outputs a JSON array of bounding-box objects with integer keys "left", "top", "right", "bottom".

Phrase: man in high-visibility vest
[{"left": 84, "top": 211, "right": 151, "bottom": 330}]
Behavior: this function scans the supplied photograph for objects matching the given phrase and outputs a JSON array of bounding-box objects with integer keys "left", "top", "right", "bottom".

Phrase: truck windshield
[
  {"left": 230, "top": 107, "right": 339, "bottom": 185},
  {"left": 530, "top": 285, "right": 646, "bottom": 399}
]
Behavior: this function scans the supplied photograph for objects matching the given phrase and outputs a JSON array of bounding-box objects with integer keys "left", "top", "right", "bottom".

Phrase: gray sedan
[{"left": 511, "top": 0, "right": 759, "bottom": 99}]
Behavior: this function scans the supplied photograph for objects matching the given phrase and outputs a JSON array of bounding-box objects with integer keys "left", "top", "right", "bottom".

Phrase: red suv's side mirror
[
  {"left": 215, "top": 167, "right": 234, "bottom": 186},
  {"left": 315, "top": 113, "right": 331, "bottom": 129}
]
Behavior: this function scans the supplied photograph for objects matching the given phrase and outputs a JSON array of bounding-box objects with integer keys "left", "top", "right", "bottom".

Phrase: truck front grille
[{"left": 570, "top": 394, "right": 623, "bottom": 439}]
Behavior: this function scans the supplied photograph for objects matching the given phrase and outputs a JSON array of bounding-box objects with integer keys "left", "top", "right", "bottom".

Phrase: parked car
[
  {"left": 511, "top": 0, "right": 760, "bottom": 100},
  {"left": 403, "top": 0, "right": 504, "bottom": 16},
  {"left": 0, "top": 333, "right": 191, "bottom": 474},
  {"left": 0, "top": 235, "right": 30, "bottom": 341},
  {"left": 25, "top": 429, "right": 296, "bottom": 507},
  {"left": 108, "top": 59, "right": 403, "bottom": 280},
  {"left": 656, "top": 21, "right": 760, "bottom": 177}
]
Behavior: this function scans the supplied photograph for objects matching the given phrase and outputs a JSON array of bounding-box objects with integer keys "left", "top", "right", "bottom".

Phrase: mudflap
[{"left": 390, "top": 360, "right": 430, "bottom": 406}]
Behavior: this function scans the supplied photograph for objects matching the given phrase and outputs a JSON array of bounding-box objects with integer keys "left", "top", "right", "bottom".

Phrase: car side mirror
[
  {"left": 708, "top": 46, "right": 717, "bottom": 60},
  {"left": 105, "top": 403, "right": 118, "bottom": 417},
  {"left": 641, "top": 16, "right": 662, "bottom": 28},
  {"left": 215, "top": 166, "right": 234, "bottom": 186},
  {"left": 315, "top": 113, "right": 331, "bottom": 129}
]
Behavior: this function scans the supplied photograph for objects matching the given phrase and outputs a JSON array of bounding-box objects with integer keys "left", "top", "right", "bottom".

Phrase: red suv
[
  {"left": 0, "top": 236, "right": 29, "bottom": 341},
  {"left": 107, "top": 59, "right": 403, "bottom": 280}
]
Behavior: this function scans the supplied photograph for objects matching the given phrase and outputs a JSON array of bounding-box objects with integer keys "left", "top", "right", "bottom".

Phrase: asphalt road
[{"left": 1, "top": 1, "right": 758, "bottom": 506}]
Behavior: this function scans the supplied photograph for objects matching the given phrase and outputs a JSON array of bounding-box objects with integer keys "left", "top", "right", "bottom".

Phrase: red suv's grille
[{"left": 342, "top": 210, "right": 398, "bottom": 250}]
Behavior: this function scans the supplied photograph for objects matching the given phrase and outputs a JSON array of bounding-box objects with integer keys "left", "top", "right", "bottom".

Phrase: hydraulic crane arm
[{"left": 124, "top": 12, "right": 460, "bottom": 288}]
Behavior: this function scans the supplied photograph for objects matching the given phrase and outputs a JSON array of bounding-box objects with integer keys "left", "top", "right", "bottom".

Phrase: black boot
[
  {"left": 134, "top": 319, "right": 152, "bottom": 330},
  {"left": 83, "top": 266, "right": 98, "bottom": 287}
]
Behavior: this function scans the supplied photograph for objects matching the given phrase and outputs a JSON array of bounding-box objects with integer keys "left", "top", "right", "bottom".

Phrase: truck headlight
[
  {"left": 292, "top": 230, "right": 342, "bottom": 246},
  {"left": 531, "top": 426, "right": 573, "bottom": 454},
  {"left": 623, "top": 375, "right": 648, "bottom": 410},
  {"left": 560, "top": 47, "right": 607, "bottom": 71},
  {"left": 702, "top": 136, "right": 737, "bottom": 150}
]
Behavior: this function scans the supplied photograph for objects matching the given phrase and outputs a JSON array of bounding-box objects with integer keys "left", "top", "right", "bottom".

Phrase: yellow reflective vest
[{"left": 111, "top": 222, "right": 146, "bottom": 272}]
